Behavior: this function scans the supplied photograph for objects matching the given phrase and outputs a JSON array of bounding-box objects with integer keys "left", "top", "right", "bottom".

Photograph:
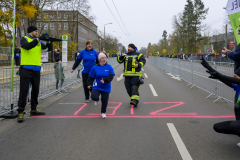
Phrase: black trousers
[
  {"left": 91, "top": 89, "right": 109, "bottom": 113},
  {"left": 56, "top": 79, "right": 64, "bottom": 89},
  {"left": 213, "top": 121, "right": 240, "bottom": 136},
  {"left": 82, "top": 73, "right": 92, "bottom": 100},
  {"left": 124, "top": 77, "right": 140, "bottom": 100},
  {"left": 18, "top": 68, "right": 40, "bottom": 113},
  {"left": 15, "top": 57, "right": 20, "bottom": 66}
]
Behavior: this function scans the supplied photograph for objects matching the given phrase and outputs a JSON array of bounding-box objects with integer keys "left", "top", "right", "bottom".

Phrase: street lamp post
[
  {"left": 104, "top": 22, "right": 112, "bottom": 52},
  {"left": 100, "top": 38, "right": 101, "bottom": 52}
]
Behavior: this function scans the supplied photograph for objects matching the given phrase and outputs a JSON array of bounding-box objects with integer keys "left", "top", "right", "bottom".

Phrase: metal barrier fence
[
  {"left": 149, "top": 56, "right": 235, "bottom": 103},
  {"left": 0, "top": 58, "right": 118, "bottom": 117}
]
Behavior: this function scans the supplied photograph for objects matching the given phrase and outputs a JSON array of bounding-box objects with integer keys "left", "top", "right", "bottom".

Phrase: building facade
[{"left": 17, "top": 10, "right": 98, "bottom": 52}]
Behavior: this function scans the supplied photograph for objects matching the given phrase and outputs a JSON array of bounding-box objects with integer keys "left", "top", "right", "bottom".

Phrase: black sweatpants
[
  {"left": 82, "top": 73, "right": 92, "bottom": 100},
  {"left": 15, "top": 57, "right": 20, "bottom": 66},
  {"left": 124, "top": 77, "right": 140, "bottom": 100},
  {"left": 213, "top": 121, "right": 240, "bottom": 136},
  {"left": 18, "top": 68, "right": 40, "bottom": 113},
  {"left": 91, "top": 89, "right": 109, "bottom": 114}
]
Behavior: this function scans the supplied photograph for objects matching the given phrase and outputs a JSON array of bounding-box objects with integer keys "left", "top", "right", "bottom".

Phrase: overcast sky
[{"left": 88, "top": 0, "right": 228, "bottom": 50}]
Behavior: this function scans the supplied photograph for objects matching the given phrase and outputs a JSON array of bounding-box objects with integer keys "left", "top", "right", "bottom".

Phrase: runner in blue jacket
[
  {"left": 87, "top": 53, "right": 115, "bottom": 118},
  {"left": 71, "top": 40, "right": 98, "bottom": 102}
]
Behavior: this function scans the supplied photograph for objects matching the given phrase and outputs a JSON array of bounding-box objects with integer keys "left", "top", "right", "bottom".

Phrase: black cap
[
  {"left": 128, "top": 44, "right": 135, "bottom": 50},
  {"left": 27, "top": 25, "right": 38, "bottom": 33}
]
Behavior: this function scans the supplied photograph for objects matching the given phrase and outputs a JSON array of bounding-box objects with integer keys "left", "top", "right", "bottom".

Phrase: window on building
[
  {"left": 51, "top": 34, "right": 55, "bottom": 38},
  {"left": 50, "top": 14, "right": 54, "bottom": 19},
  {"left": 50, "top": 23, "right": 54, "bottom": 30},
  {"left": 58, "top": 13, "right": 61, "bottom": 19},
  {"left": 21, "top": 19, "right": 24, "bottom": 26},
  {"left": 64, "top": 13, "right": 68, "bottom": 19},
  {"left": 21, "top": 30, "right": 24, "bottom": 36},
  {"left": 37, "top": 23, "right": 41, "bottom": 29},
  {"left": 58, "top": 23, "right": 61, "bottom": 29},
  {"left": 64, "top": 23, "right": 68, "bottom": 30},
  {"left": 44, "top": 23, "right": 48, "bottom": 30},
  {"left": 45, "top": 13, "right": 48, "bottom": 19}
]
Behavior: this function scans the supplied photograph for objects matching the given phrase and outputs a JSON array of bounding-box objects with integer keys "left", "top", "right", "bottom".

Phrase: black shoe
[
  {"left": 30, "top": 110, "right": 45, "bottom": 116},
  {"left": 17, "top": 113, "right": 24, "bottom": 123},
  {"left": 130, "top": 100, "right": 139, "bottom": 107}
]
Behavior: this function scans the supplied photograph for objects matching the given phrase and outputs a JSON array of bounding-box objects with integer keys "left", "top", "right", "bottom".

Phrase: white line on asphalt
[
  {"left": 144, "top": 73, "right": 148, "bottom": 78},
  {"left": 142, "top": 68, "right": 144, "bottom": 71},
  {"left": 167, "top": 123, "right": 193, "bottom": 160},
  {"left": 149, "top": 84, "right": 158, "bottom": 96}
]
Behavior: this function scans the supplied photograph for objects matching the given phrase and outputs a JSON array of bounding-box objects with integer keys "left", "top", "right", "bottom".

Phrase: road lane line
[
  {"left": 167, "top": 123, "right": 193, "bottom": 160},
  {"left": 144, "top": 73, "right": 148, "bottom": 78},
  {"left": 149, "top": 84, "right": 158, "bottom": 96},
  {"left": 142, "top": 68, "right": 144, "bottom": 71}
]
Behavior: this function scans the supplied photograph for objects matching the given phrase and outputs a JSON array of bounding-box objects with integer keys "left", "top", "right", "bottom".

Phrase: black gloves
[
  {"left": 200, "top": 56, "right": 216, "bottom": 72},
  {"left": 206, "top": 70, "right": 221, "bottom": 79},
  {"left": 38, "top": 33, "right": 49, "bottom": 41},
  {"left": 200, "top": 57, "right": 210, "bottom": 69}
]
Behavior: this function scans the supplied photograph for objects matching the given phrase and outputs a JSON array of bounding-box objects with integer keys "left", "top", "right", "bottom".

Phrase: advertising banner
[{"left": 226, "top": 0, "right": 240, "bottom": 44}]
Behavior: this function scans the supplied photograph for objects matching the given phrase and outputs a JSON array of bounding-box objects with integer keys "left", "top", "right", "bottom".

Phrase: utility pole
[
  {"left": 225, "top": 24, "right": 227, "bottom": 48},
  {"left": 100, "top": 39, "right": 101, "bottom": 52},
  {"left": 57, "top": 4, "right": 59, "bottom": 48},
  {"left": 103, "top": 23, "right": 112, "bottom": 52},
  {"left": 104, "top": 26, "right": 105, "bottom": 52}
]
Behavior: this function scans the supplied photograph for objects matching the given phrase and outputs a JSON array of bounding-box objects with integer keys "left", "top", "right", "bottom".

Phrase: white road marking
[
  {"left": 149, "top": 84, "right": 158, "bottom": 96},
  {"left": 166, "top": 73, "right": 181, "bottom": 81},
  {"left": 142, "top": 68, "right": 144, "bottom": 71},
  {"left": 167, "top": 123, "right": 193, "bottom": 160},
  {"left": 144, "top": 73, "right": 148, "bottom": 78},
  {"left": 116, "top": 73, "right": 124, "bottom": 81}
]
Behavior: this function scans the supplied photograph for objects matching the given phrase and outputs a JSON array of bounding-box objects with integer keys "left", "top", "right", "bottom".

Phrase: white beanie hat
[{"left": 98, "top": 53, "right": 106, "bottom": 61}]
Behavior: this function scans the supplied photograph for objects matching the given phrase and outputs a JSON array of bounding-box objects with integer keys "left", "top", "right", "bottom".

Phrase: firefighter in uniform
[
  {"left": 117, "top": 44, "right": 146, "bottom": 107},
  {"left": 17, "top": 26, "right": 51, "bottom": 122}
]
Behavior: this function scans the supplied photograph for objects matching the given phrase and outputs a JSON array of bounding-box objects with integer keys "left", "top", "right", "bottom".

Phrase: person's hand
[
  {"left": 234, "top": 74, "right": 240, "bottom": 79},
  {"left": 87, "top": 86, "right": 92, "bottom": 89},
  {"left": 206, "top": 70, "right": 219, "bottom": 79},
  {"left": 70, "top": 70, "right": 74, "bottom": 73},
  {"left": 134, "top": 63, "right": 138, "bottom": 68},
  {"left": 122, "top": 54, "right": 127, "bottom": 57},
  {"left": 100, "top": 78, "right": 104, "bottom": 84},
  {"left": 222, "top": 47, "right": 231, "bottom": 55}
]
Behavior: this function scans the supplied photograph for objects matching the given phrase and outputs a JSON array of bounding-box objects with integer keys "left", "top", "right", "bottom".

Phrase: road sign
[
  {"left": 230, "top": 41, "right": 234, "bottom": 47},
  {"left": 180, "top": 48, "right": 183, "bottom": 52},
  {"left": 163, "top": 49, "right": 166, "bottom": 53}
]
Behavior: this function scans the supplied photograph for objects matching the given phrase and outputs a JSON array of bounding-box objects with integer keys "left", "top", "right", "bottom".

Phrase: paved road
[{"left": 0, "top": 59, "right": 239, "bottom": 160}]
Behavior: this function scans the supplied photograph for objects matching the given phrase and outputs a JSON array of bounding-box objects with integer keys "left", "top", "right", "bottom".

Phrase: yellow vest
[{"left": 20, "top": 36, "right": 41, "bottom": 66}]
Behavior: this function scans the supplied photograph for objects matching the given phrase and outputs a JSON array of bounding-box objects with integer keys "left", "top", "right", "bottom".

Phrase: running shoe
[
  {"left": 94, "top": 101, "right": 98, "bottom": 105},
  {"left": 101, "top": 113, "right": 106, "bottom": 118},
  {"left": 17, "top": 113, "right": 24, "bottom": 123},
  {"left": 30, "top": 110, "right": 45, "bottom": 116},
  {"left": 85, "top": 99, "right": 90, "bottom": 103},
  {"left": 237, "top": 143, "right": 240, "bottom": 147}
]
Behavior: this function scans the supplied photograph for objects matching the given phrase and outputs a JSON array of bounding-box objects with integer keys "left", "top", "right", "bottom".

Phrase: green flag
[{"left": 226, "top": 0, "right": 240, "bottom": 45}]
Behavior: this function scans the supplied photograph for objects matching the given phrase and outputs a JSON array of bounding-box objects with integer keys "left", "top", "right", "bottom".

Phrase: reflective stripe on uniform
[
  {"left": 131, "top": 95, "right": 139, "bottom": 100},
  {"left": 118, "top": 56, "right": 123, "bottom": 62}
]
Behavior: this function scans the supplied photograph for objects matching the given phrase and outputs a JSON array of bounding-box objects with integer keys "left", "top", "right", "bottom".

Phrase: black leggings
[
  {"left": 91, "top": 89, "right": 109, "bottom": 114},
  {"left": 213, "top": 121, "right": 240, "bottom": 136},
  {"left": 82, "top": 73, "right": 92, "bottom": 100}
]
